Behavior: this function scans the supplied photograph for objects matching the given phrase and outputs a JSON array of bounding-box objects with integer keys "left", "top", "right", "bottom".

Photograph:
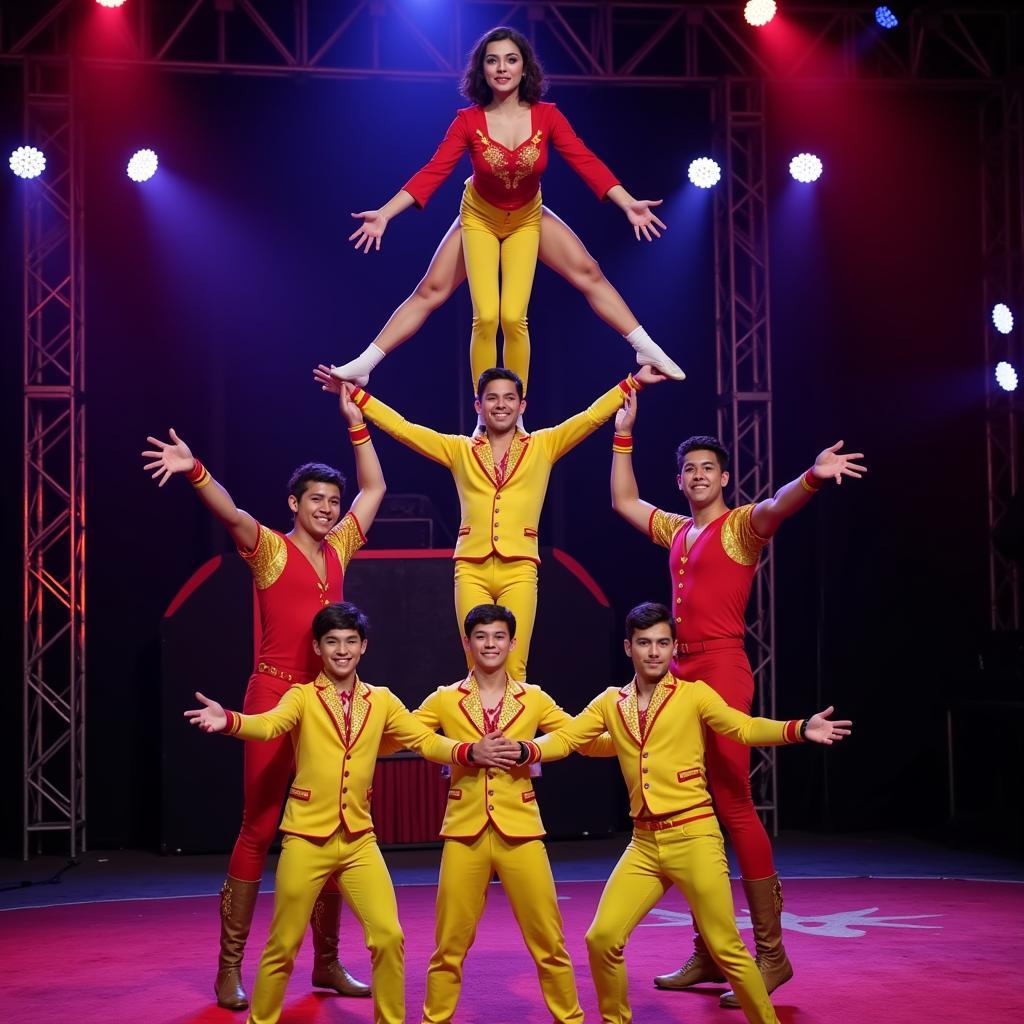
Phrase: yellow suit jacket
[
  {"left": 381, "top": 674, "right": 614, "bottom": 840},
  {"left": 225, "top": 673, "right": 461, "bottom": 839},
  {"left": 524, "top": 673, "right": 805, "bottom": 821},
  {"left": 351, "top": 377, "right": 640, "bottom": 563}
]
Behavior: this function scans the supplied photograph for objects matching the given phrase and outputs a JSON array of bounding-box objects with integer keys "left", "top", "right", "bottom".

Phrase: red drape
[{"left": 371, "top": 754, "right": 449, "bottom": 845}]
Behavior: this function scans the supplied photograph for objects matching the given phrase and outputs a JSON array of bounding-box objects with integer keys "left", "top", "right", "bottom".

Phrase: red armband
[
  {"left": 349, "top": 387, "right": 371, "bottom": 410},
  {"left": 187, "top": 459, "right": 212, "bottom": 490},
  {"left": 799, "top": 469, "right": 822, "bottom": 494},
  {"left": 348, "top": 423, "right": 371, "bottom": 447},
  {"left": 612, "top": 433, "right": 634, "bottom": 454}
]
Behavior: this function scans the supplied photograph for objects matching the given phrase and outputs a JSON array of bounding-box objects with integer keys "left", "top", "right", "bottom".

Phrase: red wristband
[
  {"left": 348, "top": 423, "right": 370, "bottom": 446},
  {"left": 187, "top": 459, "right": 211, "bottom": 489},
  {"left": 800, "top": 469, "right": 822, "bottom": 493},
  {"left": 613, "top": 433, "right": 634, "bottom": 454}
]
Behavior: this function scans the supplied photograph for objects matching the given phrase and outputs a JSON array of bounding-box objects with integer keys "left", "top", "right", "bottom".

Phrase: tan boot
[
  {"left": 720, "top": 874, "right": 793, "bottom": 1009},
  {"left": 310, "top": 890, "right": 371, "bottom": 997},
  {"left": 214, "top": 876, "right": 259, "bottom": 1010},
  {"left": 653, "top": 929, "right": 726, "bottom": 989}
]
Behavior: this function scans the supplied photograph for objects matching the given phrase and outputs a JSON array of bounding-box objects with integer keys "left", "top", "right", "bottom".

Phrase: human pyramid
[{"left": 143, "top": 26, "right": 864, "bottom": 1024}]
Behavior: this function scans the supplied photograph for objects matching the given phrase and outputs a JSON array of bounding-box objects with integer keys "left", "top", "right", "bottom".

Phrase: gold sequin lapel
[
  {"left": 616, "top": 683, "right": 642, "bottom": 746},
  {"left": 471, "top": 437, "right": 499, "bottom": 487},
  {"left": 457, "top": 674, "right": 486, "bottom": 736},
  {"left": 497, "top": 679, "right": 526, "bottom": 732},
  {"left": 501, "top": 434, "right": 529, "bottom": 486},
  {"left": 643, "top": 676, "right": 677, "bottom": 736},
  {"left": 317, "top": 676, "right": 372, "bottom": 749}
]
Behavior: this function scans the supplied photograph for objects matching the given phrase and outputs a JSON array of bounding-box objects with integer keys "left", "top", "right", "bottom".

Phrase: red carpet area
[{"left": 3, "top": 877, "right": 1022, "bottom": 1023}]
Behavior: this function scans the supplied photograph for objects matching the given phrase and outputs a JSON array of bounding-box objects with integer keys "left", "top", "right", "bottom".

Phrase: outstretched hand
[
  {"left": 349, "top": 210, "right": 388, "bottom": 254},
  {"left": 184, "top": 692, "right": 228, "bottom": 733},
  {"left": 634, "top": 365, "right": 668, "bottom": 388},
  {"left": 472, "top": 730, "right": 521, "bottom": 770},
  {"left": 141, "top": 429, "right": 195, "bottom": 487},
  {"left": 314, "top": 364, "right": 344, "bottom": 394},
  {"left": 802, "top": 706, "right": 852, "bottom": 745},
  {"left": 811, "top": 441, "right": 867, "bottom": 486},
  {"left": 615, "top": 390, "right": 638, "bottom": 434},
  {"left": 625, "top": 199, "right": 667, "bottom": 242}
]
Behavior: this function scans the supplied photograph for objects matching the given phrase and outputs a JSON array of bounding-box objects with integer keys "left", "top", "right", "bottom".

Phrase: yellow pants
[
  {"left": 247, "top": 830, "right": 404, "bottom": 1024},
  {"left": 460, "top": 180, "right": 542, "bottom": 394},
  {"left": 585, "top": 818, "right": 779, "bottom": 1024},
  {"left": 454, "top": 555, "right": 537, "bottom": 679},
  {"left": 423, "top": 827, "right": 583, "bottom": 1024}
]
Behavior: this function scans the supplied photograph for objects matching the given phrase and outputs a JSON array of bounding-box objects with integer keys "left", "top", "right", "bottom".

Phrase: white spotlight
[
  {"left": 127, "top": 148, "right": 159, "bottom": 182},
  {"left": 789, "top": 152, "right": 823, "bottom": 183},
  {"left": 688, "top": 158, "right": 721, "bottom": 189},
  {"left": 992, "top": 303, "right": 1014, "bottom": 335},
  {"left": 995, "top": 361, "right": 1019, "bottom": 392},
  {"left": 9, "top": 146, "right": 46, "bottom": 179},
  {"left": 744, "top": 1, "right": 778, "bottom": 27}
]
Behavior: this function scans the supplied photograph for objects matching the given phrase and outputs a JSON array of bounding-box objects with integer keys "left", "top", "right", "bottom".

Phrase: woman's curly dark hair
[{"left": 461, "top": 27, "right": 546, "bottom": 106}]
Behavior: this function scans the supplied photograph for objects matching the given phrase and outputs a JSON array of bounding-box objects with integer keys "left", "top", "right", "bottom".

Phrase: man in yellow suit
[
  {"left": 518, "top": 602, "right": 852, "bottom": 1024},
  {"left": 184, "top": 602, "right": 518, "bottom": 1024},
  {"left": 314, "top": 362, "right": 666, "bottom": 678},
  {"left": 381, "top": 602, "right": 612, "bottom": 1024}
]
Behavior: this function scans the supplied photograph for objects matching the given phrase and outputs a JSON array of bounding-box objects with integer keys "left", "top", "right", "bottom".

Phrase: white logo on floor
[{"left": 637, "top": 906, "right": 942, "bottom": 938}]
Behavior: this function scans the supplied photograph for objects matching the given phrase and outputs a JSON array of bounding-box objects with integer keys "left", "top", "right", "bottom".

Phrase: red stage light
[{"left": 744, "top": 0, "right": 778, "bottom": 27}]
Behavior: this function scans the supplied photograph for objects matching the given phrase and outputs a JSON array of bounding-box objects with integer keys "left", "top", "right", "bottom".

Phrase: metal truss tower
[
  {"left": 981, "top": 82, "right": 1023, "bottom": 631},
  {"left": 713, "top": 78, "right": 777, "bottom": 832},
  {"left": 21, "top": 56, "right": 87, "bottom": 858}
]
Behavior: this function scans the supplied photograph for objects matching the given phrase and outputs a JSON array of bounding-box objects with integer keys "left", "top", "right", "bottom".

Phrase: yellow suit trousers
[
  {"left": 454, "top": 555, "right": 537, "bottom": 680},
  {"left": 247, "top": 830, "right": 404, "bottom": 1024},
  {"left": 585, "top": 818, "right": 779, "bottom": 1024},
  {"left": 423, "top": 826, "right": 583, "bottom": 1024},
  {"left": 460, "top": 180, "right": 543, "bottom": 393}
]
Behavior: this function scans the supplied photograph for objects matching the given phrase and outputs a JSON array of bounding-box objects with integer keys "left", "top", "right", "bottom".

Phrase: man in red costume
[
  {"left": 142, "top": 388, "right": 385, "bottom": 1011},
  {"left": 609, "top": 390, "right": 865, "bottom": 1007}
]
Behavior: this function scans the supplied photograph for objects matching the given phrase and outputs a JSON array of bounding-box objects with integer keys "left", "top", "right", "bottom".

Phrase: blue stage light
[
  {"left": 995, "top": 361, "right": 1019, "bottom": 392},
  {"left": 992, "top": 303, "right": 1014, "bottom": 335},
  {"left": 9, "top": 146, "right": 46, "bottom": 179},
  {"left": 127, "top": 148, "right": 159, "bottom": 182},
  {"left": 789, "top": 153, "right": 823, "bottom": 183},
  {"left": 688, "top": 158, "right": 721, "bottom": 189},
  {"left": 875, "top": 7, "right": 899, "bottom": 30}
]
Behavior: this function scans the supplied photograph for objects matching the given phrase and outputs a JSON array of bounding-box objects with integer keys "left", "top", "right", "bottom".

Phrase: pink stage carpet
[{"left": 3, "top": 877, "right": 1022, "bottom": 1023}]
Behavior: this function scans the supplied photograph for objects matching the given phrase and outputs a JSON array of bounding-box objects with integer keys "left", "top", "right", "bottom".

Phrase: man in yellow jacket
[
  {"left": 518, "top": 602, "right": 852, "bottom": 1024},
  {"left": 184, "top": 602, "right": 519, "bottom": 1024},
  {"left": 314, "top": 362, "right": 666, "bottom": 678},
  {"left": 381, "top": 602, "right": 613, "bottom": 1024}
]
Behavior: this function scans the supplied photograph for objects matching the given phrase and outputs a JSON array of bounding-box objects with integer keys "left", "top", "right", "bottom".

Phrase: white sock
[
  {"left": 624, "top": 325, "right": 685, "bottom": 381},
  {"left": 330, "top": 343, "right": 387, "bottom": 385}
]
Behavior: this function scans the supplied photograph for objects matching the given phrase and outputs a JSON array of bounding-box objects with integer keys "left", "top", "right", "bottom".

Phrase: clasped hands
[{"left": 472, "top": 730, "right": 523, "bottom": 771}]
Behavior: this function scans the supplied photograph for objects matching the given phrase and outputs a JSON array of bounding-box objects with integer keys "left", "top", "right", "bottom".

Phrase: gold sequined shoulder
[
  {"left": 720, "top": 504, "right": 769, "bottom": 566},
  {"left": 240, "top": 524, "right": 288, "bottom": 589}
]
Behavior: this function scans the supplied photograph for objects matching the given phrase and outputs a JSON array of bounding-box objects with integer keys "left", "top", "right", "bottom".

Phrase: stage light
[
  {"left": 789, "top": 152, "right": 823, "bottom": 183},
  {"left": 992, "top": 303, "right": 1014, "bottom": 335},
  {"left": 875, "top": 6, "right": 899, "bottom": 29},
  {"left": 688, "top": 158, "right": 721, "bottom": 189},
  {"left": 127, "top": 148, "right": 158, "bottom": 182},
  {"left": 744, "top": 1, "right": 777, "bottom": 28},
  {"left": 96, "top": 0, "right": 128, "bottom": 8},
  {"left": 9, "top": 146, "right": 46, "bottom": 179},
  {"left": 995, "top": 361, "right": 1019, "bottom": 392}
]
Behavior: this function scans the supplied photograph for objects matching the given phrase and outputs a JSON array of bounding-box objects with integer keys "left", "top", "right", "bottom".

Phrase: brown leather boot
[
  {"left": 653, "top": 929, "right": 726, "bottom": 989},
  {"left": 720, "top": 874, "right": 793, "bottom": 1009},
  {"left": 310, "top": 890, "right": 371, "bottom": 997},
  {"left": 214, "top": 876, "right": 260, "bottom": 1010}
]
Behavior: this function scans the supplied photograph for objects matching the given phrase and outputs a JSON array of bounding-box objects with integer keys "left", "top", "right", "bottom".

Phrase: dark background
[{"left": 2, "top": 5, "right": 1017, "bottom": 859}]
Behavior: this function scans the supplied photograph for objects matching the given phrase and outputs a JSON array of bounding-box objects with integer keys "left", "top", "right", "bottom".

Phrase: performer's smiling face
[
  {"left": 465, "top": 621, "right": 516, "bottom": 673},
  {"left": 289, "top": 482, "right": 343, "bottom": 539},
  {"left": 482, "top": 40, "right": 524, "bottom": 97},
  {"left": 314, "top": 627, "right": 367, "bottom": 684},
  {"left": 624, "top": 622, "right": 674, "bottom": 684},
  {"left": 476, "top": 379, "right": 526, "bottom": 435},
  {"left": 677, "top": 449, "right": 729, "bottom": 507}
]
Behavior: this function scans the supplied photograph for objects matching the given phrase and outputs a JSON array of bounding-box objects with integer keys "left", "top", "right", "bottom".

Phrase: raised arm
[
  {"left": 610, "top": 389, "right": 658, "bottom": 536},
  {"left": 539, "top": 365, "right": 665, "bottom": 463},
  {"left": 337, "top": 384, "right": 386, "bottom": 533},
  {"left": 751, "top": 441, "right": 867, "bottom": 538},
  {"left": 184, "top": 686, "right": 304, "bottom": 740},
  {"left": 314, "top": 367, "right": 460, "bottom": 469},
  {"left": 142, "top": 429, "right": 258, "bottom": 551},
  {"left": 350, "top": 113, "right": 471, "bottom": 254},
  {"left": 547, "top": 106, "right": 666, "bottom": 242}
]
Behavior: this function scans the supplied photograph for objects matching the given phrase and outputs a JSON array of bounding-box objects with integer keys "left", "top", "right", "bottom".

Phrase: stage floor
[{"left": 2, "top": 833, "right": 1022, "bottom": 1024}]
